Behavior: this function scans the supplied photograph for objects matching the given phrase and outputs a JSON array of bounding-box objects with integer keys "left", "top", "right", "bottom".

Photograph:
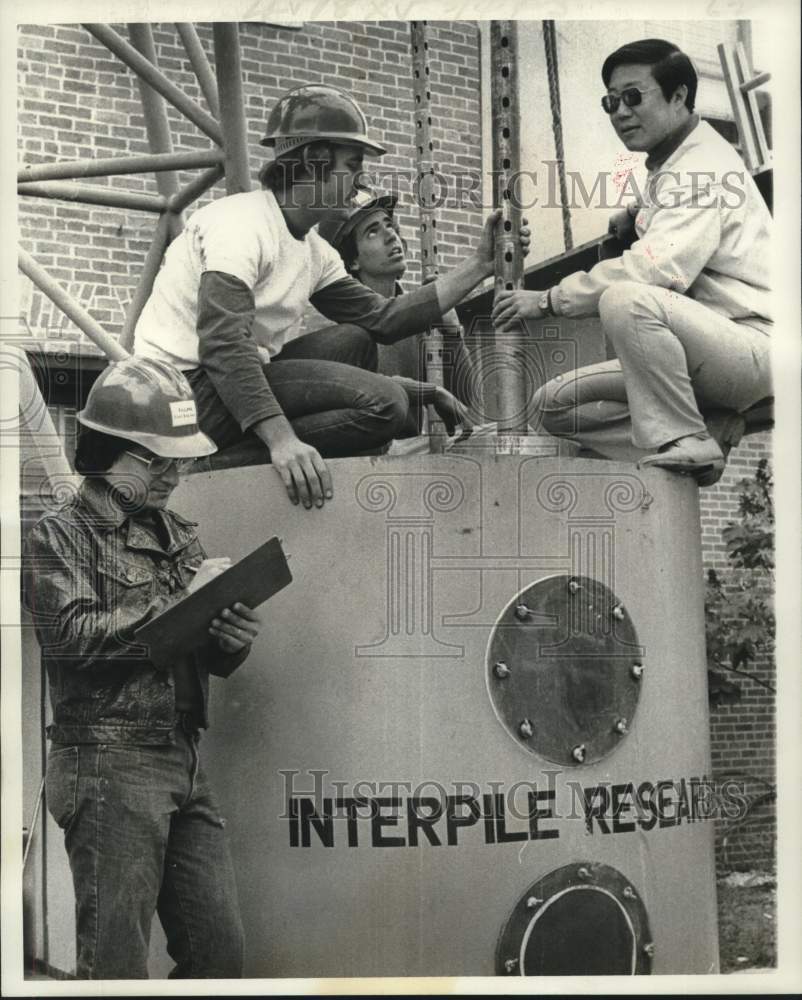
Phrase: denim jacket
[{"left": 23, "top": 476, "right": 248, "bottom": 745}]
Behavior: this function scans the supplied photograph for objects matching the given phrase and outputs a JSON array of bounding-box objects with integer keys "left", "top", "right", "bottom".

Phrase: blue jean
[
  {"left": 45, "top": 726, "right": 243, "bottom": 979},
  {"left": 188, "top": 323, "right": 411, "bottom": 453}
]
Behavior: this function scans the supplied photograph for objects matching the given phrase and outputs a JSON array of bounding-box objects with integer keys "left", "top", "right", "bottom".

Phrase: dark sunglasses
[
  {"left": 125, "top": 451, "right": 196, "bottom": 476},
  {"left": 601, "top": 86, "right": 660, "bottom": 115}
]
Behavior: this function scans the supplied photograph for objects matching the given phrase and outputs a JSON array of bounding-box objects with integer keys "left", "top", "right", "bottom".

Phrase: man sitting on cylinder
[
  {"left": 492, "top": 39, "right": 772, "bottom": 486},
  {"left": 318, "top": 187, "right": 477, "bottom": 437},
  {"left": 134, "top": 84, "right": 528, "bottom": 509}
]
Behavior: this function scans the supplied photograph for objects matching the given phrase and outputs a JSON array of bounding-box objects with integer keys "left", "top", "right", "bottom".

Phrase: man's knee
[
  {"left": 532, "top": 378, "right": 574, "bottom": 436},
  {"left": 598, "top": 281, "right": 662, "bottom": 335},
  {"left": 371, "top": 379, "right": 410, "bottom": 438}
]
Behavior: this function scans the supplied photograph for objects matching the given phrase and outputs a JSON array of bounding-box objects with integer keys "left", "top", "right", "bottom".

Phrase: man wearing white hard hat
[{"left": 24, "top": 357, "right": 262, "bottom": 979}]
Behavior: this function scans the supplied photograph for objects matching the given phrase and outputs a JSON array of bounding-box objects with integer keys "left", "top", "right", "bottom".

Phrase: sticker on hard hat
[{"left": 170, "top": 400, "right": 197, "bottom": 427}]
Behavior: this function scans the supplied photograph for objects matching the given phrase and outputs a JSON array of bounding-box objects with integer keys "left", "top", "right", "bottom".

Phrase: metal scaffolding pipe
[
  {"left": 176, "top": 23, "right": 221, "bottom": 118},
  {"left": 17, "top": 150, "right": 224, "bottom": 184},
  {"left": 212, "top": 23, "right": 252, "bottom": 195},
  {"left": 128, "top": 23, "right": 184, "bottom": 238},
  {"left": 167, "top": 164, "right": 224, "bottom": 214},
  {"left": 83, "top": 23, "right": 223, "bottom": 146},
  {"left": 18, "top": 249, "right": 129, "bottom": 362},
  {"left": 17, "top": 180, "right": 167, "bottom": 213},
  {"left": 120, "top": 212, "right": 172, "bottom": 352},
  {"left": 490, "top": 21, "right": 527, "bottom": 435}
]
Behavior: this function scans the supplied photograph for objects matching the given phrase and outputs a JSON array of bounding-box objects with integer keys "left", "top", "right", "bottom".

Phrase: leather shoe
[{"left": 638, "top": 432, "right": 725, "bottom": 484}]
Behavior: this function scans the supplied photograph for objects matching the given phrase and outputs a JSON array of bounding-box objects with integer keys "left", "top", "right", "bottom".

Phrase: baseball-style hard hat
[
  {"left": 260, "top": 84, "right": 386, "bottom": 157},
  {"left": 77, "top": 357, "right": 217, "bottom": 459},
  {"left": 317, "top": 187, "right": 398, "bottom": 252}
]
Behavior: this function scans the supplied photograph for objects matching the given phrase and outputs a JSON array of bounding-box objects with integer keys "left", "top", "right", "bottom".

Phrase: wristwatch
[{"left": 537, "top": 288, "right": 556, "bottom": 317}]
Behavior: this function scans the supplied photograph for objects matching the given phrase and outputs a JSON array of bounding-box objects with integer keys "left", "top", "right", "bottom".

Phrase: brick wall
[{"left": 16, "top": 20, "right": 775, "bottom": 871}]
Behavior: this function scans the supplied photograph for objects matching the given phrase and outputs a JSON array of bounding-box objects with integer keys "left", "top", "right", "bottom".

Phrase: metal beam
[
  {"left": 212, "top": 23, "right": 252, "bottom": 195},
  {"left": 83, "top": 23, "right": 223, "bottom": 146},
  {"left": 128, "top": 23, "right": 184, "bottom": 238},
  {"left": 18, "top": 181, "right": 167, "bottom": 212},
  {"left": 18, "top": 249, "right": 129, "bottom": 362},
  {"left": 120, "top": 213, "right": 173, "bottom": 352},
  {"left": 490, "top": 21, "right": 527, "bottom": 435},
  {"left": 18, "top": 150, "right": 224, "bottom": 184},
  {"left": 167, "top": 164, "right": 225, "bottom": 214},
  {"left": 176, "top": 23, "right": 221, "bottom": 118}
]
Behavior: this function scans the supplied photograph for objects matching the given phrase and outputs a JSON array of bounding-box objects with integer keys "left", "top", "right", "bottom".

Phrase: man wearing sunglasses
[
  {"left": 493, "top": 38, "right": 772, "bottom": 486},
  {"left": 23, "top": 357, "right": 263, "bottom": 978}
]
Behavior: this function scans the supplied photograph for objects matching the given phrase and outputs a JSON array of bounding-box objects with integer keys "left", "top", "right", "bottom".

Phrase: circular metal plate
[
  {"left": 486, "top": 575, "right": 643, "bottom": 764},
  {"left": 495, "top": 862, "right": 653, "bottom": 976}
]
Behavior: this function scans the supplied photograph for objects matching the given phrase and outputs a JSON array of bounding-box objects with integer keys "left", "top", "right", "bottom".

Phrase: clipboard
[{"left": 134, "top": 536, "right": 292, "bottom": 659}]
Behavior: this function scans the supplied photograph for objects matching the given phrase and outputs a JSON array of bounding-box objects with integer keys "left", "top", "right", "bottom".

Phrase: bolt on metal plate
[{"left": 486, "top": 575, "right": 644, "bottom": 764}]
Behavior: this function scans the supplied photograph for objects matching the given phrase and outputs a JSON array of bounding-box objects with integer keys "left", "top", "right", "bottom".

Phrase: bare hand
[
  {"left": 431, "top": 386, "right": 474, "bottom": 436},
  {"left": 476, "top": 211, "right": 532, "bottom": 270},
  {"left": 209, "top": 601, "right": 262, "bottom": 654},
  {"left": 262, "top": 422, "right": 333, "bottom": 509},
  {"left": 491, "top": 289, "right": 544, "bottom": 331},
  {"left": 608, "top": 207, "right": 636, "bottom": 240},
  {"left": 187, "top": 557, "right": 232, "bottom": 594}
]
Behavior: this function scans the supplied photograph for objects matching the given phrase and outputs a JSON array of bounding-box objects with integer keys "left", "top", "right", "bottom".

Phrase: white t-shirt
[{"left": 134, "top": 189, "right": 348, "bottom": 368}]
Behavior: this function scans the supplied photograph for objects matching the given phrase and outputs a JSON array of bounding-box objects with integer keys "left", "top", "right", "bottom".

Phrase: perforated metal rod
[
  {"left": 176, "top": 23, "right": 221, "bottom": 118},
  {"left": 19, "top": 249, "right": 129, "bottom": 361},
  {"left": 410, "top": 21, "right": 449, "bottom": 452},
  {"left": 213, "top": 23, "right": 252, "bottom": 195},
  {"left": 490, "top": 21, "right": 527, "bottom": 435}
]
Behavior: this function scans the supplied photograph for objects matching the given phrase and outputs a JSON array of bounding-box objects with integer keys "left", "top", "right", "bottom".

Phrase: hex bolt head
[
  {"left": 504, "top": 957, "right": 519, "bottom": 974},
  {"left": 571, "top": 744, "right": 586, "bottom": 763},
  {"left": 614, "top": 717, "right": 628, "bottom": 735},
  {"left": 567, "top": 580, "right": 581, "bottom": 594},
  {"left": 519, "top": 719, "right": 534, "bottom": 739},
  {"left": 494, "top": 661, "right": 511, "bottom": 679},
  {"left": 623, "top": 886, "right": 635, "bottom": 899},
  {"left": 631, "top": 663, "right": 644, "bottom": 679},
  {"left": 515, "top": 603, "right": 530, "bottom": 621},
  {"left": 526, "top": 895, "right": 542, "bottom": 909},
  {"left": 612, "top": 604, "right": 625, "bottom": 620},
  {"left": 577, "top": 866, "right": 591, "bottom": 880},
  {"left": 643, "top": 942, "right": 655, "bottom": 959}
]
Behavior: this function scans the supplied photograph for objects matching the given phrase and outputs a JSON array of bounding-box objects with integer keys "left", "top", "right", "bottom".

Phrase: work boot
[{"left": 638, "top": 431, "right": 725, "bottom": 483}]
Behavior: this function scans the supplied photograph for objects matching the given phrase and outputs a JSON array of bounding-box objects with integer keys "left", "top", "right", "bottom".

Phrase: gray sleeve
[{"left": 309, "top": 277, "right": 442, "bottom": 344}]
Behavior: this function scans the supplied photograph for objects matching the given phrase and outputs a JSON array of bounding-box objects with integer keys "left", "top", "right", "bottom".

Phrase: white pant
[{"left": 533, "top": 282, "right": 772, "bottom": 462}]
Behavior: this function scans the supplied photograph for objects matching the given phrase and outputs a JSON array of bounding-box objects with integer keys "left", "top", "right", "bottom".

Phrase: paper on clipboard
[{"left": 134, "top": 536, "right": 292, "bottom": 659}]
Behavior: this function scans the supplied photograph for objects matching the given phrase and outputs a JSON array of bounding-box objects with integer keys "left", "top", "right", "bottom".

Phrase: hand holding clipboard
[{"left": 134, "top": 537, "right": 292, "bottom": 660}]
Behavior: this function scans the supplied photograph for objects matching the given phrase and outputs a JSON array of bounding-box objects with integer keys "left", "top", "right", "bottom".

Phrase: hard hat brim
[
  {"left": 260, "top": 134, "right": 387, "bottom": 156},
  {"left": 77, "top": 412, "right": 218, "bottom": 458}
]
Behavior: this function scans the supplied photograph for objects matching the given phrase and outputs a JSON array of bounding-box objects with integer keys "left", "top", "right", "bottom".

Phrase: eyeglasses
[
  {"left": 124, "top": 451, "right": 196, "bottom": 476},
  {"left": 601, "top": 86, "right": 661, "bottom": 115}
]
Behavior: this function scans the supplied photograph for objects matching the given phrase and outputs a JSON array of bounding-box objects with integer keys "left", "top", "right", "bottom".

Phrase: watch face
[{"left": 538, "top": 292, "right": 550, "bottom": 313}]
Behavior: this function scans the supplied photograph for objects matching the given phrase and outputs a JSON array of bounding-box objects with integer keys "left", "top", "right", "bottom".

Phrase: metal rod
[
  {"left": 18, "top": 249, "right": 129, "bottom": 361},
  {"left": 410, "top": 20, "right": 447, "bottom": 453},
  {"left": 167, "top": 164, "right": 224, "bottom": 214},
  {"left": 83, "top": 23, "right": 223, "bottom": 146},
  {"left": 18, "top": 180, "right": 167, "bottom": 212},
  {"left": 128, "top": 23, "right": 184, "bottom": 238},
  {"left": 212, "top": 23, "right": 252, "bottom": 195},
  {"left": 120, "top": 213, "right": 172, "bottom": 352},
  {"left": 741, "top": 70, "right": 770, "bottom": 92},
  {"left": 17, "top": 150, "right": 224, "bottom": 184},
  {"left": 176, "top": 23, "right": 221, "bottom": 118},
  {"left": 490, "top": 20, "right": 527, "bottom": 435}
]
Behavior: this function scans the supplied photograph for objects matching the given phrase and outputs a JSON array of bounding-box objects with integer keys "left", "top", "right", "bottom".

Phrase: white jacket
[{"left": 554, "top": 121, "right": 772, "bottom": 334}]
